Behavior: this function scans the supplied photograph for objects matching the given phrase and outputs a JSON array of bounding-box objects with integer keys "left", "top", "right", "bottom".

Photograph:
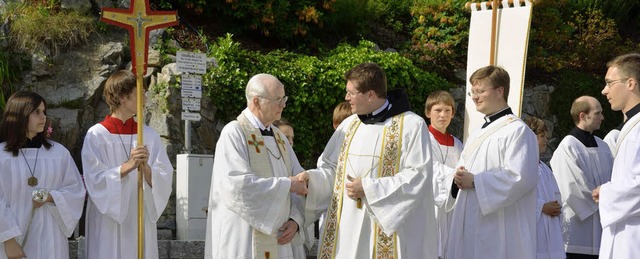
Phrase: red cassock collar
[
  {"left": 99, "top": 115, "right": 138, "bottom": 134},
  {"left": 428, "top": 125, "right": 454, "bottom": 147}
]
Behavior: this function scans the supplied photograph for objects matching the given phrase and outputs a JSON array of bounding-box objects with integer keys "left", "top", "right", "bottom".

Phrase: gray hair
[{"left": 245, "top": 73, "right": 281, "bottom": 105}]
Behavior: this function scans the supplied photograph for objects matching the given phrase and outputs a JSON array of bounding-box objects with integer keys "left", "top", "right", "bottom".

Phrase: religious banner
[{"left": 463, "top": 0, "right": 533, "bottom": 140}]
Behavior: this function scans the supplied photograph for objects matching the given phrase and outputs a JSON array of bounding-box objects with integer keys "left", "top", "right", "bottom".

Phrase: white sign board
[
  {"left": 181, "top": 74, "right": 202, "bottom": 91},
  {"left": 181, "top": 89, "right": 202, "bottom": 98},
  {"left": 182, "top": 112, "right": 201, "bottom": 121},
  {"left": 182, "top": 98, "right": 201, "bottom": 111},
  {"left": 176, "top": 51, "right": 207, "bottom": 74}
]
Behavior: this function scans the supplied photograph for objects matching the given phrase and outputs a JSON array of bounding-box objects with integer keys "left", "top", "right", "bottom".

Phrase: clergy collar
[
  {"left": 624, "top": 103, "right": 640, "bottom": 124},
  {"left": 569, "top": 127, "right": 598, "bottom": 148},
  {"left": 99, "top": 115, "right": 137, "bottom": 134},
  {"left": 482, "top": 107, "right": 513, "bottom": 128},
  {"left": 23, "top": 137, "right": 43, "bottom": 148},
  {"left": 358, "top": 89, "right": 411, "bottom": 125},
  {"left": 428, "top": 125, "right": 454, "bottom": 146},
  {"left": 243, "top": 108, "right": 271, "bottom": 131}
]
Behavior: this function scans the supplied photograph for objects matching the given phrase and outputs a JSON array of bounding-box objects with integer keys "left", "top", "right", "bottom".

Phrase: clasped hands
[
  {"left": 289, "top": 172, "right": 309, "bottom": 195},
  {"left": 454, "top": 166, "right": 474, "bottom": 190}
]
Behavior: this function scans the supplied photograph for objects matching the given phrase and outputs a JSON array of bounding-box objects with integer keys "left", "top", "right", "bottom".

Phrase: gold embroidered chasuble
[
  {"left": 237, "top": 113, "right": 292, "bottom": 259},
  {"left": 319, "top": 114, "right": 404, "bottom": 259}
]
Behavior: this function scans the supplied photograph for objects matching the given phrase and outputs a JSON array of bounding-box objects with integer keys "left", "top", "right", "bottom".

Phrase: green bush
[
  {"left": 205, "top": 34, "right": 452, "bottom": 167},
  {"left": 528, "top": 2, "right": 635, "bottom": 75},
  {"left": 406, "top": 0, "right": 469, "bottom": 81},
  {"left": 548, "top": 69, "right": 622, "bottom": 139}
]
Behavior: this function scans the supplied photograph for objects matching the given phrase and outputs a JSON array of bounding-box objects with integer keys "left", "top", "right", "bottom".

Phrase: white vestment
[
  {"left": 535, "top": 162, "right": 565, "bottom": 259},
  {"left": 82, "top": 118, "right": 174, "bottom": 259},
  {"left": 445, "top": 114, "right": 539, "bottom": 259},
  {"left": 550, "top": 135, "right": 612, "bottom": 255},
  {"left": 305, "top": 112, "right": 438, "bottom": 259},
  {"left": 0, "top": 142, "right": 85, "bottom": 259},
  {"left": 428, "top": 129, "right": 463, "bottom": 258},
  {"left": 598, "top": 111, "right": 640, "bottom": 258},
  {"left": 603, "top": 129, "right": 620, "bottom": 155},
  {"left": 204, "top": 109, "right": 305, "bottom": 259}
]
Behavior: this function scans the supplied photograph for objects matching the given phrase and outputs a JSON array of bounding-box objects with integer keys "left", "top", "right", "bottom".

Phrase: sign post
[{"left": 176, "top": 50, "right": 207, "bottom": 153}]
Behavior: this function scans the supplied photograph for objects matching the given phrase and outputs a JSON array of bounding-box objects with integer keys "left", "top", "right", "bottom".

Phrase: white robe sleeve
[
  {"left": 550, "top": 140, "right": 598, "bottom": 221},
  {"left": 46, "top": 145, "right": 86, "bottom": 237},
  {"left": 214, "top": 122, "right": 292, "bottom": 235},
  {"left": 599, "top": 136, "right": 640, "bottom": 227},
  {"left": 81, "top": 127, "right": 128, "bottom": 223},
  {"left": 304, "top": 128, "right": 344, "bottom": 226},
  {"left": 474, "top": 124, "right": 539, "bottom": 216},
  {"left": 361, "top": 118, "right": 433, "bottom": 235},
  {"left": 142, "top": 127, "right": 174, "bottom": 223},
  {"left": 0, "top": 186, "right": 20, "bottom": 243}
]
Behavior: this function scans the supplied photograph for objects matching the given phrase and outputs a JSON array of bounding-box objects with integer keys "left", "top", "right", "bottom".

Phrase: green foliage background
[{"left": 204, "top": 35, "right": 451, "bottom": 166}]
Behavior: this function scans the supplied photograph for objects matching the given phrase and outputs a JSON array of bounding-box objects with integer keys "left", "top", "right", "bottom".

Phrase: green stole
[
  {"left": 319, "top": 114, "right": 404, "bottom": 259},
  {"left": 237, "top": 113, "right": 292, "bottom": 259}
]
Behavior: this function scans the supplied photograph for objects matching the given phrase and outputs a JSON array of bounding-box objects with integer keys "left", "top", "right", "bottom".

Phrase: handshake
[{"left": 289, "top": 171, "right": 310, "bottom": 195}]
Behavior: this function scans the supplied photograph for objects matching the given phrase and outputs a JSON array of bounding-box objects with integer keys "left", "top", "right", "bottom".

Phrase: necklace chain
[
  {"left": 266, "top": 147, "right": 282, "bottom": 160},
  {"left": 20, "top": 148, "right": 39, "bottom": 186},
  {"left": 110, "top": 117, "right": 134, "bottom": 161}
]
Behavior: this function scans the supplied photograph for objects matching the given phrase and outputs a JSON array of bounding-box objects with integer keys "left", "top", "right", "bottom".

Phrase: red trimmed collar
[
  {"left": 428, "top": 125, "right": 454, "bottom": 146},
  {"left": 99, "top": 115, "right": 137, "bottom": 134}
]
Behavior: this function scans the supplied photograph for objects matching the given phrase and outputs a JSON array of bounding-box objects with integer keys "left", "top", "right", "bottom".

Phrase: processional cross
[{"left": 100, "top": 1, "right": 178, "bottom": 258}]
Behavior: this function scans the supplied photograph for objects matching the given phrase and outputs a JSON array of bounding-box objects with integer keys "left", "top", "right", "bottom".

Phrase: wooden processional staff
[{"left": 100, "top": 0, "right": 178, "bottom": 258}]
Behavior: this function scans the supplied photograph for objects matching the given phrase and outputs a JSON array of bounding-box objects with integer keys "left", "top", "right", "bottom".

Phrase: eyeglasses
[
  {"left": 604, "top": 78, "right": 628, "bottom": 88},
  {"left": 260, "top": 95, "right": 288, "bottom": 105},
  {"left": 346, "top": 90, "right": 362, "bottom": 98},
  {"left": 467, "top": 87, "right": 498, "bottom": 97}
]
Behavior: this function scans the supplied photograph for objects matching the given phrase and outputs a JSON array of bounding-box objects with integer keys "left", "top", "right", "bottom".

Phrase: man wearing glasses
[
  {"left": 446, "top": 65, "right": 539, "bottom": 259},
  {"left": 297, "top": 62, "right": 438, "bottom": 258},
  {"left": 593, "top": 53, "right": 640, "bottom": 259},
  {"left": 204, "top": 73, "right": 308, "bottom": 259}
]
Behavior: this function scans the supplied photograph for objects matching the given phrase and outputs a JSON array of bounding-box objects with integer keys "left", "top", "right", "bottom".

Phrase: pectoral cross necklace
[
  {"left": 21, "top": 148, "right": 40, "bottom": 187},
  {"left": 346, "top": 137, "right": 381, "bottom": 209}
]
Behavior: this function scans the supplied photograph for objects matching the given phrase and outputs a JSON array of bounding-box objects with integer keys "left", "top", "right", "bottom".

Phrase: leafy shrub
[
  {"left": 406, "top": 0, "right": 469, "bottom": 81},
  {"left": 181, "top": 0, "right": 333, "bottom": 42},
  {"left": 528, "top": 2, "right": 635, "bottom": 75},
  {"left": 548, "top": 69, "right": 622, "bottom": 139},
  {"left": 205, "top": 34, "right": 452, "bottom": 167}
]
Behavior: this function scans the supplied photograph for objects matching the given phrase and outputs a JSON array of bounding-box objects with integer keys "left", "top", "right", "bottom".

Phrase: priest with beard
[{"left": 297, "top": 62, "right": 438, "bottom": 258}]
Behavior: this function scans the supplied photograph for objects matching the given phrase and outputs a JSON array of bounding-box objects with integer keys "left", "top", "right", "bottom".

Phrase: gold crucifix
[{"left": 100, "top": 1, "right": 177, "bottom": 258}]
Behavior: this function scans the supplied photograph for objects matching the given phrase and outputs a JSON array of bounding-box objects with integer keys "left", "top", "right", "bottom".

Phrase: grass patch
[{"left": 5, "top": 3, "right": 95, "bottom": 55}]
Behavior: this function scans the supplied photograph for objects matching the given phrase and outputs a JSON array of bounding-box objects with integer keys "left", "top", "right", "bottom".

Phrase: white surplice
[
  {"left": 0, "top": 142, "right": 85, "bottom": 259},
  {"left": 598, "top": 112, "right": 640, "bottom": 258},
  {"left": 204, "top": 109, "right": 305, "bottom": 259},
  {"left": 305, "top": 112, "right": 438, "bottom": 259},
  {"left": 82, "top": 122, "right": 174, "bottom": 259},
  {"left": 428, "top": 130, "right": 463, "bottom": 258},
  {"left": 535, "top": 162, "right": 565, "bottom": 259},
  {"left": 550, "top": 136, "right": 612, "bottom": 255},
  {"left": 603, "top": 129, "right": 620, "bottom": 155},
  {"left": 445, "top": 114, "right": 539, "bottom": 259}
]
